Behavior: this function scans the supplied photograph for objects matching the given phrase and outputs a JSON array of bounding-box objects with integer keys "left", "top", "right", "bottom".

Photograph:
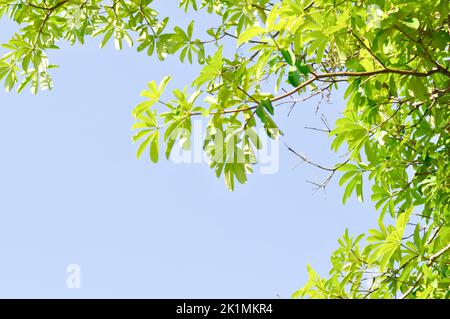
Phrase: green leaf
[
  {"left": 224, "top": 163, "right": 234, "bottom": 191},
  {"left": 295, "top": 61, "right": 309, "bottom": 76},
  {"left": 255, "top": 104, "right": 266, "bottom": 122},
  {"left": 288, "top": 70, "right": 301, "bottom": 87},
  {"left": 238, "top": 26, "right": 265, "bottom": 45},
  {"left": 150, "top": 132, "right": 159, "bottom": 163},
  {"left": 233, "top": 163, "right": 247, "bottom": 184},
  {"left": 100, "top": 28, "right": 114, "bottom": 48},
  {"left": 280, "top": 49, "right": 295, "bottom": 66},
  {"left": 137, "top": 134, "right": 152, "bottom": 159},
  {"left": 261, "top": 99, "right": 274, "bottom": 115},
  {"left": 402, "top": 18, "right": 420, "bottom": 30}
]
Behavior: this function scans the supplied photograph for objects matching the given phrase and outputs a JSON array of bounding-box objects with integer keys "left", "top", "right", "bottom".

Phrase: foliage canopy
[{"left": 1, "top": 0, "right": 449, "bottom": 298}]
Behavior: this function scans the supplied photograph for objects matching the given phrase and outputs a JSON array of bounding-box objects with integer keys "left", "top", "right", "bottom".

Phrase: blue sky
[{"left": 0, "top": 1, "right": 378, "bottom": 298}]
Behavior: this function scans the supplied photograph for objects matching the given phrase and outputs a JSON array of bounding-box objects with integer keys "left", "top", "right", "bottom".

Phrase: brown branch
[
  {"left": 26, "top": 1, "right": 51, "bottom": 10},
  {"left": 395, "top": 26, "right": 450, "bottom": 77},
  {"left": 271, "top": 67, "right": 439, "bottom": 104},
  {"left": 351, "top": 30, "right": 387, "bottom": 68},
  {"left": 181, "top": 66, "right": 441, "bottom": 120},
  {"left": 31, "top": 0, "right": 70, "bottom": 50},
  {"left": 224, "top": 31, "right": 267, "bottom": 45},
  {"left": 48, "top": 0, "right": 70, "bottom": 11},
  {"left": 400, "top": 241, "right": 450, "bottom": 299},
  {"left": 286, "top": 144, "right": 342, "bottom": 172}
]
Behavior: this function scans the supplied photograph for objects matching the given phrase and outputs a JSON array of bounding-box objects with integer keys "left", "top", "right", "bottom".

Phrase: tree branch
[{"left": 400, "top": 241, "right": 450, "bottom": 299}]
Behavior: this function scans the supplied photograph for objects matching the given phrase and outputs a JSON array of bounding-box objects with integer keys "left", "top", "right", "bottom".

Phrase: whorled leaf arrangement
[{"left": 1, "top": 0, "right": 449, "bottom": 298}]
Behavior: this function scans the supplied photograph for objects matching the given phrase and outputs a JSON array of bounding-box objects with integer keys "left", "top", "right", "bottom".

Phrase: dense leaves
[{"left": 1, "top": 0, "right": 449, "bottom": 298}]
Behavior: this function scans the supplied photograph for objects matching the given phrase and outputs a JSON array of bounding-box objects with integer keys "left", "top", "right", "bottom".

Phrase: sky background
[{"left": 0, "top": 1, "right": 378, "bottom": 298}]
